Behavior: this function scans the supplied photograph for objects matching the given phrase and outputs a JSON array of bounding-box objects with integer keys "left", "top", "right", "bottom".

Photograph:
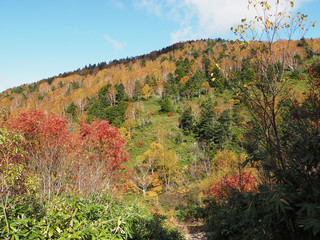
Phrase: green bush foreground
[{"left": 0, "top": 195, "right": 184, "bottom": 240}]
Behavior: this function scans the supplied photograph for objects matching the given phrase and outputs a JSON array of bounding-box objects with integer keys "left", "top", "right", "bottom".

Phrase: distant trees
[
  {"left": 87, "top": 83, "right": 128, "bottom": 126},
  {"left": 178, "top": 99, "right": 243, "bottom": 155},
  {"left": 1, "top": 34, "right": 317, "bottom": 122}
]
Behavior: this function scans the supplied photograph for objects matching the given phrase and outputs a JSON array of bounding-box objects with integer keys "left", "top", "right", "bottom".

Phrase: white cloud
[
  {"left": 134, "top": 0, "right": 314, "bottom": 43},
  {"left": 171, "top": 26, "right": 194, "bottom": 43},
  {"left": 104, "top": 34, "right": 126, "bottom": 50},
  {"left": 107, "top": 0, "right": 125, "bottom": 9},
  {"left": 134, "top": 0, "right": 163, "bottom": 17},
  {"left": 184, "top": 0, "right": 251, "bottom": 36}
]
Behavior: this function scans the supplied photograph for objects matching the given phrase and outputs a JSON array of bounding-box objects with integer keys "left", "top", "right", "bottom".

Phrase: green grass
[{"left": 126, "top": 96, "right": 198, "bottom": 168}]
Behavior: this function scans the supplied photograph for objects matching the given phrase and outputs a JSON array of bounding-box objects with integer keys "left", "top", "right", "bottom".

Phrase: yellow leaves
[
  {"left": 150, "top": 176, "right": 163, "bottom": 193},
  {"left": 124, "top": 119, "right": 137, "bottom": 132},
  {"left": 201, "top": 81, "right": 210, "bottom": 90},
  {"left": 145, "top": 190, "right": 159, "bottom": 203},
  {"left": 211, "top": 78, "right": 216, "bottom": 82},
  {"left": 134, "top": 142, "right": 181, "bottom": 194},
  {"left": 265, "top": 19, "right": 274, "bottom": 29},
  {"left": 179, "top": 75, "right": 190, "bottom": 85},
  {"left": 229, "top": 0, "right": 313, "bottom": 50},
  {"left": 140, "top": 84, "right": 154, "bottom": 100},
  {"left": 280, "top": 198, "right": 290, "bottom": 206},
  {"left": 211, "top": 150, "right": 246, "bottom": 177}
]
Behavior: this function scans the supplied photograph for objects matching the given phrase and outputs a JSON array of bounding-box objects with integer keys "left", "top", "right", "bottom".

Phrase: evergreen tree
[
  {"left": 160, "top": 98, "right": 173, "bottom": 113},
  {"left": 115, "top": 83, "right": 127, "bottom": 102},
  {"left": 179, "top": 107, "right": 194, "bottom": 134},
  {"left": 197, "top": 100, "right": 216, "bottom": 142},
  {"left": 133, "top": 81, "right": 142, "bottom": 100},
  {"left": 66, "top": 101, "right": 77, "bottom": 120},
  {"left": 98, "top": 83, "right": 112, "bottom": 107},
  {"left": 102, "top": 102, "right": 128, "bottom": 126}
]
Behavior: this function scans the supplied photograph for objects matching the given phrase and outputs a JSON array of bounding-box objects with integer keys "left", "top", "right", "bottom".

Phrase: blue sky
[{"left": 0, "top": 0, "right": 319, "bottom": 92}]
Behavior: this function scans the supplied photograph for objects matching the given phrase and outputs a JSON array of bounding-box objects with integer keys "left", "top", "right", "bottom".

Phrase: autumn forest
[{"left": 1, "top": 1, "right": 320, "bottom": 239}]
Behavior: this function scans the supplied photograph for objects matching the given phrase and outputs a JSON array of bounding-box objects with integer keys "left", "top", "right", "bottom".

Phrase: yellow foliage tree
[
  {"left": 131, "top": 142, "right": 163, "bottom": 196},
  {"left": 140, "top": 84, "right": 153, "bottom": 100},
  {"left": 131, "top": 142, "right": 181, "bottom": 196},
  {"left": 157, "top": 150, "right": 181, "bottom": 192},
  {"left": 231, "top": 0, "right": 315, "bottom": 171}
]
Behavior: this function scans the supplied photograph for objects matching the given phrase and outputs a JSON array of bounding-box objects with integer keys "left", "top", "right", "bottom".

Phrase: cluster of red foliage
[
  {"left": 168, "top": 113, "right": 174, "bottom": 117},
  {"left": 79, "top": 120, "right": 128, "bottom": 171},
  {"left": 7, "top": 110, "right": 128, "bottom": 196},
  {"left": 137, "top": 141, "right": 145, "bottom": 148},
  {"left": 10, "top": 110, "right": 69, "bottom": 147},
  {"left": 206, "top": 171, "right": 257, "bottom": 201}
]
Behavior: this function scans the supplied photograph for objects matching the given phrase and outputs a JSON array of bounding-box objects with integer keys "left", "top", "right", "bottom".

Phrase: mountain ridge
[{"left": 1, "top": 37, "right": 319, "bottom": 122}]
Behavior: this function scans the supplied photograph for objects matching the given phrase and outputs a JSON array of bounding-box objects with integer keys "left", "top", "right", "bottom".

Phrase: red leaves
[
  {"left": 10, "top": 110, "right": 69, "bottom": 143},
  {"left": 10, "top": 110, "right": 45, "bottom": 138},
  {"left": 168, "top": 113, "right": 174, "bottom": 117},
  {"left": 137, "top": 141, "right": 145, "bottom": 148},
  {"left": 7, "top": 110, "right": 129, "bottom": 195},
  {"left": 206, "top": 171, "right": 257, "bottom": 201},
  {"left": 80, "top": 120, "right": 128, "bottom": 169}
]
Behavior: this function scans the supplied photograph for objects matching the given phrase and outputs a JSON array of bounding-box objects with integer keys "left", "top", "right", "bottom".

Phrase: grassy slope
[{"left": 126, "top": 96, "right": 197, "bottom": 168}]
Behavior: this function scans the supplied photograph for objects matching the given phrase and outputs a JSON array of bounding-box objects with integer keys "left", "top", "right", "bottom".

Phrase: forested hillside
[
  {"left": 1, "top": 1, "right": 320, "bottom": 239},
  {"left": 1, "top": 38, "right": 319, "bottom": 121}
]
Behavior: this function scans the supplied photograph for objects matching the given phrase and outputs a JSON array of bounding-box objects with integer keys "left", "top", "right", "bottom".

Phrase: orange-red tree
[{"left": 8, "top": 110, "right": 129, "bottom": 197}]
